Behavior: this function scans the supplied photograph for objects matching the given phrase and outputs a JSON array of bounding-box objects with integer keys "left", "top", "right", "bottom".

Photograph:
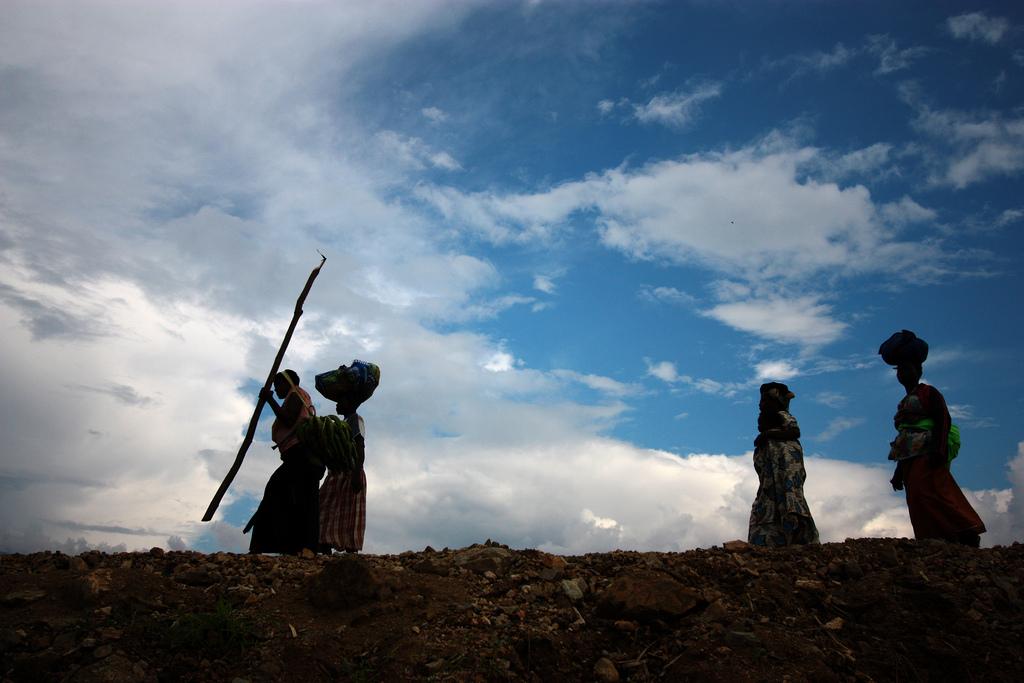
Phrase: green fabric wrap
[{"left": 897, "top": 418, "right": 961, "bottom": 464}]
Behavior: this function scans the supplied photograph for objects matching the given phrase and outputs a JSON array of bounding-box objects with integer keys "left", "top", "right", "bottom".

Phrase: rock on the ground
[
  {"left": 452, "top": 546, "right": 513, "bottom": 575},
  {"left": 306, "top": 555, "right": 384, "bottom": 609},
  {"left": 597, "top": 572, "right": 704, "bottom": 621}
]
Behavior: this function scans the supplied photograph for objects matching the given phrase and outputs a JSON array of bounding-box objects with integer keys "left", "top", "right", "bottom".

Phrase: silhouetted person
[
  {"left": 748, "top": 382, "right": 820, "bottom": 546},
  {"left": 884, "top": 336, "right": 985, "bottom": 546},
  {"left": 244, "top": 370, "right": 324, "bottom": 554},
  {"left": 318, "top": 360, "right": 379, "bottom": 553}
]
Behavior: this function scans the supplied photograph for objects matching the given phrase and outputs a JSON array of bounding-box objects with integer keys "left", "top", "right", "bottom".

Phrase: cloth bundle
[
  {"left": 878, "top": 329, "right": 929, "bottom": 366},
  {"left": 315, "top": 360, "right": 381, "bottom": 405}
]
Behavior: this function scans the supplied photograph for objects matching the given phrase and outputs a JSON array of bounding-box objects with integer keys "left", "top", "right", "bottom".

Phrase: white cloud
[
  {"left": 766, "top": 43, "right": 856, "bottom": 79},
  {"left": 819, "top": 143, "right": 894, "bottom": 180},
  {"left": 597, "top": 99, "right": 616, "bottom": 115},
  {"left": 638, "top": 285, "right": 697, "bottom": 306},
  {"left": 418, "top": 137, "right": 942, "bottom": 284},
  {"left": 813, "top": 391, "right": 848, "bottom": 409},
  {"left": 865, "top": 35, "right": 929, "bottom": 75},
  {"left": 703, "top": 296, "right": 848, "bottom": 347},
  {"left": 754, "top": 360, "right": 800, "bottom": 382},
  {"left": 813, "top": 417, "right": 866, "bottom": 442},
  {"left": 948, "top": 404, "right": 998, "bottom": 429},
  {"left": 630, "top": 83, "right": 723, "bottom": 128},
  {"left": 947, "top": 12, "right": 1010, "bottom": 44},
  {"left": 644, "top": 359, "right": 747, "bottom": 398},
  {"left": 880, "top": 195, "right": 938, "bottom": 225},
  {"left": 533, "top": 275, "right": 557, "bottom": 294},
  {"left": 552, "top": 369, "right": 640, "bottom": 397},
  {"left": 376, "top": 130, "right": 463, "bottom": 171},
  {"left": 996, "top": 208, "right": 1023, "bottom": 227},
  {"left": 421, "top": 106, "right": 448, "bottom": 123},
  {"left": 483, "top": 351, "right": 517, "bottom": 372},
  {"left": 765, "top": 36, "right": 926, "bottom": 83},
  {"left": 905, "top": 93, "right": 1024, "bottom": 189},
  {"left": 646, "top": 359, "right": 680, "bottom": 383}
]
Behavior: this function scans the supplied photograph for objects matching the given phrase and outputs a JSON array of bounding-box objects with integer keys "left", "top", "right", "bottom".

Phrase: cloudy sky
[{"left": 2, "top": 1, "right": 1022, "bottom": 555}]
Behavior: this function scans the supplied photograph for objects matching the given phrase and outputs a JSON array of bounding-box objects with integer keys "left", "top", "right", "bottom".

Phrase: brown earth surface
[{"left": 1, "top": 537, "right": 1022, "bottom": 682}]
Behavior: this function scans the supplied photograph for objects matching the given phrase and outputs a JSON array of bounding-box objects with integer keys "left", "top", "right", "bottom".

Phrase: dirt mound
[{"left": 1, "top": 538, "right": 1022, "bottom": 681}]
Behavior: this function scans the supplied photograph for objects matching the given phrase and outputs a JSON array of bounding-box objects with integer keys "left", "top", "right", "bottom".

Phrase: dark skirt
[
  {"left": 246, "top": 446, "right": 325, "bottom": 554},
  {"left": 903, "top": 456, "right": 986, "bottom": 542}
]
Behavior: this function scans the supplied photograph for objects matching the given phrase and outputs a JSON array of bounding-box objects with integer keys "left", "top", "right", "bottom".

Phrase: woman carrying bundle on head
[
  {"left": 880, "top": 330, "right": 985, "bottom": 547},
  {"left": 245, "top": 370, "right": 325, "bottom": 555},
  {"left": 748, "top": 382, "right": 820, "bottom": 547},
  {"left": 315, "top": 360, "right": 380, "bottom": 553}
]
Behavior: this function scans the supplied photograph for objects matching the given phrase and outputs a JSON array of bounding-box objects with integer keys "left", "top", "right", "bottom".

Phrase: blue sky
[{"left": 1, "top": 1, "right": 1022, "bottom": 554}]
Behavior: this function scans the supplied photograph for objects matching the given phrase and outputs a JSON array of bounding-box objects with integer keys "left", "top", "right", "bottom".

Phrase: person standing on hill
[
  {"left": 244, "top": 370, "right": 324, "bottom": 554},
  {"left": 318, "top": 361, "right": 379, "bottom": 553},
  {"left": 882, "top": 331, "right": 986, "bottom": 546},
  {"left": 748, "top": 382, "right": 820, "bottom": 547}
]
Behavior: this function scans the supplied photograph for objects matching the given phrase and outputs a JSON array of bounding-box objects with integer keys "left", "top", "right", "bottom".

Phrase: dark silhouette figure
[
  {"left": 748, "top": 382, "right": 820, "bottom": 546},
  {"left": 886, "top": 349, "right": 986, "bottom": 547},
  {"left": 244, "top": 370, "right": 324, "bottom": 554},
  {"left": 884, "top": 327, "right": 987, "bottom": 548},
  {"left": 318, "top": 360, "right": 379, "bottom": 554}
]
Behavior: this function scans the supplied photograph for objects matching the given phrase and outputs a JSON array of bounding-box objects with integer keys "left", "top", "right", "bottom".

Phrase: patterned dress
[
  {"left": 319, "top": 413, "right": 366, "bottom": 552},
  {"left": 748, "top": 410, "right": 820, "bottom": 547}
]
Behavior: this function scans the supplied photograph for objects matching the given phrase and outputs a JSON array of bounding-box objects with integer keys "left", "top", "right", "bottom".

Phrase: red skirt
[
  {"left": 319, "top": 469, "right": 366, "bottom": 552},
  {"left": 903, "top": 456, "right": 986, "bottom": 541}
]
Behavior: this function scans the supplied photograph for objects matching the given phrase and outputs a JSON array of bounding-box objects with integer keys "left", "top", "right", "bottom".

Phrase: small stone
[
  {"left": 174, "top": 567, "right": 217, "bottom": 587},
  {"left": 795, "top": 579, "right": 826, "bottom": 592},
  {"left": 966, "top": 609, "right": 984, "bottom": 622},
  {"left": 722, "top": 540, "right": 750, "bottom": 552},
  {"left": 453, "top": 546, "right": 514, "bottom": 575},
  {"left": 411, "top": 625, "right": 420, "bottom": 634},
  {"left": 483, "top": 571, "right": 497, "bottom": 580},
  {"left": 52, "top": 631, "right": 78, "bottom": 653},
  {"left": 701, "top": 600, "right": 731, "bottom": 624},
  {"left": 425, "top": 659, "right": 445, "bottom": 673},
  {"left": 593, "top": 656, "right": 620, "bottom": 683},
  {"left": 561, "top": 578, "right": 585, "bottom": 602},
  {"left": 1, "top": 589, "right": 47, "bottom": 606},
  {"left": 94, "top": 644, "right": 114, "bottom": 659},
  {"left": 98, "top": 627, "right": 123, "bottom": 641},
  {"left": 70, "top": 557, "right": 89, "bottom": 572},
  {"left": 411, "top": 557, "right": 450, "bottom": 576},
  {"left": 824, "top": 617, "right": 844, "bottom": 631},
  {"left": 300, "top": 548, "right": 316, "bottom": 559},
  {"left": 614, "top": 620, "right": 638, "bottom": 632}
]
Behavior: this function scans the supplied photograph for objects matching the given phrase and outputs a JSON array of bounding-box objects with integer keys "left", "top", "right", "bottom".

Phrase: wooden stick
[{"left": 201, "top": 254, "right": 327, "bottom": 522}]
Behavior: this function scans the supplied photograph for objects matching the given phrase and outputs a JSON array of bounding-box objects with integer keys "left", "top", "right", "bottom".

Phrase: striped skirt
[{"left": 319, "top": 469, "right": 366, "bottom": 552}]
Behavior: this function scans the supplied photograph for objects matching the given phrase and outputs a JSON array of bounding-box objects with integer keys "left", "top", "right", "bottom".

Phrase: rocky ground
[{"left": 1, "top": 537, "right": 1022, "bottom": 682}]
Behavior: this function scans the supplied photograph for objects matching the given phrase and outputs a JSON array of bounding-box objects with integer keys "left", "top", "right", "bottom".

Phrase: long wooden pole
[{"left": 202, "top": 254, "right": 327, "bottom": 522}]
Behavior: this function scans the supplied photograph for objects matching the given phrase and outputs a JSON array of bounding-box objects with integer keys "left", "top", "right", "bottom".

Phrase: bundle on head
[
  {"left": 878, "top": 329, "right": 928, "bottom": 366},
  {"left": 315, "top": 360, "right": 381, "bottom": 405}
]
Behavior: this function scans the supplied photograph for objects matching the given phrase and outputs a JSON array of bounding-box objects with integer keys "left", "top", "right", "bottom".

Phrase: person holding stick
[{"left": 244, "top": 370, "right": 325, "bottom": 554}]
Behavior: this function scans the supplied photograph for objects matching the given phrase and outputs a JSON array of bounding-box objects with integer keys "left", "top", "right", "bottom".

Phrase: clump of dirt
[{"left": 1, "top": 537, "right": 1022, "bottom": 681}]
